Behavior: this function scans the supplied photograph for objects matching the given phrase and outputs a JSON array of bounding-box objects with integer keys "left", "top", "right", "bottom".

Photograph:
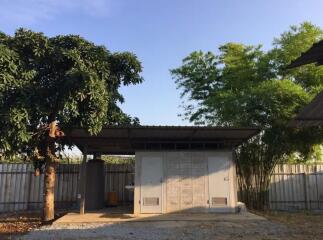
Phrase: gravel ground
[{"left": 19, "top": 219, "right": 312, "bottom": 240}]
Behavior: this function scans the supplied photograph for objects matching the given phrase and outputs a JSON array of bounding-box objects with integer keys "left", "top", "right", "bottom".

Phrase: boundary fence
[{"left": 0, "top": 163, "right": 322, "bottom": 212}]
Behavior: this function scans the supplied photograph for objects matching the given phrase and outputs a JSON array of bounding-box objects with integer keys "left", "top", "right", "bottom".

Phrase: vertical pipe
[
  {"left": 303, "top": 172, "right": 308, "bottom": 210},
  {"left": 79, "top": 147, "right": 87, "bottom": 215},
  {"left": 27, "top": 167, "right": 32, "bottom": 210},
  {"left": 123, "top": 165, "right": 126, "bottom": 206},
  {"left": 314, "top": 166, "right": 319, "bottom": 209}
]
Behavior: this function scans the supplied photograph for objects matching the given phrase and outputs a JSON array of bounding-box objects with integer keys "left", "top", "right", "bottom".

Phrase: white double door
[{"left": 140, "top": 152, "right": 231, "bottom": 213}]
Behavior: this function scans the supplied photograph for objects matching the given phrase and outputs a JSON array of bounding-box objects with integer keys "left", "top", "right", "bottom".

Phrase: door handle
[{"left": 224, "top": 177, "right": 229, "bottom": 181}]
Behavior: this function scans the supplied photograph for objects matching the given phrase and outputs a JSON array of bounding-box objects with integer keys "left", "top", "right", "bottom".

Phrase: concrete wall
[{"left": 134, "top": 151, "right": 237, "bottom": 214}]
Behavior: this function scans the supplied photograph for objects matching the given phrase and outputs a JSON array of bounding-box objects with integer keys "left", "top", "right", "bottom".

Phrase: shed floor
[{"left": 53, "top": 207, "right": 265, "bottom": 225}]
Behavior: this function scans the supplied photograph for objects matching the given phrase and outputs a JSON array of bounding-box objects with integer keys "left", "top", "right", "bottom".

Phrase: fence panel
[
  {"left": 0, "top": 163, "right": 135, "bottom": 213},
  {"left": 104, "top": 164, "right": 134, "bottom": 204},
  {"left": 269, "top": 164, "right": 323, "bottom": 211}
]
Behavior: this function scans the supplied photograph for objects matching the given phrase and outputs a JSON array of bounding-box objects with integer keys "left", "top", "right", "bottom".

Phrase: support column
[
  {"left": 134, "top": 153, "right": 140, "bottom": 215},
  {"left": 79, "top": 147, "right": 87, "bottom": 215}
]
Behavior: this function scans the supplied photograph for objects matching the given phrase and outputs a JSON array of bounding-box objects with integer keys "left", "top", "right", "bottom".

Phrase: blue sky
[{"left": 1, "top": 0, "right": 322, "bottom": 126}]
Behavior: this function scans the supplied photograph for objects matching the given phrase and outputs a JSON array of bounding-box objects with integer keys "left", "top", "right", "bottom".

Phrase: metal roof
[
  {"left": 289, "top": 91, "right": 323, "bottom": 127},
  {"left": 287, "top": 40, "right": 323, "bottom": 68},
  {"left": 287, "top": 40, "right": 323, "bottom": 127},
  {"left": 68, "top": 126, "right": 260, "bottom": 154}
]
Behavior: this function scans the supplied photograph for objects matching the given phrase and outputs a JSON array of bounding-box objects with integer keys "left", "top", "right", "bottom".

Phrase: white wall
[{"left": 134, "top": 151, "right": 237, "bottom": 214}]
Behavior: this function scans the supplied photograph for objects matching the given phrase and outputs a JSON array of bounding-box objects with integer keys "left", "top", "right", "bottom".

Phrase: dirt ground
[
  {"left": 0, "top": 212, "right": 42, "bottom": 240},
  {"left": 1, "top": 211, "right": 323, "bottom": 240},
  {"left": 256, "top": 211, "right": 323, "bottom": 239}
]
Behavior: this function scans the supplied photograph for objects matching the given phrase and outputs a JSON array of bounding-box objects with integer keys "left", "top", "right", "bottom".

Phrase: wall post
[{"left": 303, "top": 172, "right": 309, "bottom": 210}]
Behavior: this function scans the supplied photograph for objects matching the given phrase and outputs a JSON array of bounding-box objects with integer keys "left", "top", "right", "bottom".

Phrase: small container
[{"left": 107, "top": 191, "right": 118, "bottom": 206}]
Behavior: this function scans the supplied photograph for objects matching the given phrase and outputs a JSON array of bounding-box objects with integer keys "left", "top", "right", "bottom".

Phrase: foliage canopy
[
  {"left": 171, "top": 22, "right": 323, "bottom": 209},
  {"left": 171, "top": 22, "right": 323, "bottom": 153},
  {"left": 0, "top": 29, "right": 142, "bottom": 159}
]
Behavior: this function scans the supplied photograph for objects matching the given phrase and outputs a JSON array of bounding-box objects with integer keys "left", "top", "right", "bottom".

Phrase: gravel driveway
[{"left": 19, "top": 218, "right": 311, "bottom": 240}]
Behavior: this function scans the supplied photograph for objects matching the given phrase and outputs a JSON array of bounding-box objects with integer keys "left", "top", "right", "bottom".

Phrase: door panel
[
  {"left": 208, "top": 155, "right": 230, "bottom": 211},
  {"left": 191, "top": 153, "right": 208, "bottom": 211},
  {"left": 180, "top": 155, "right": 193, "bottom": 210},
  {"left": 166, "top": 153, "right": 181, "bottom": 212},
  {"left": 166, "top": 152, "right": 208, "bottom": 212},
  {"left": 140, "top": 156, "right": 163, "bottom": 213}
]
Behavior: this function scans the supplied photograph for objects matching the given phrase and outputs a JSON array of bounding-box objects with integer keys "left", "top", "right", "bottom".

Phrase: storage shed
[{"left": 69, "top": 126, "right": 259, "bottom": 214}]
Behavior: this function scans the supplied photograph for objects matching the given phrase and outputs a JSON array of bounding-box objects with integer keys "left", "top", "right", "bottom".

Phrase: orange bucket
[{"left": 107, "top": 192, "right": 118, "bottom": 206}]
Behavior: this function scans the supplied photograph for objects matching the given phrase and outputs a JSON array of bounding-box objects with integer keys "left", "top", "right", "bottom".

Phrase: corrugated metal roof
[
  {"left": 287, "top": 40, "right": 323, "bottom": 68},
  {"left": 289, "top": 91, "right": 323, "bottom": 127},
  {"left": 68, "top": 126, "right": 260, "bottom": 154}
]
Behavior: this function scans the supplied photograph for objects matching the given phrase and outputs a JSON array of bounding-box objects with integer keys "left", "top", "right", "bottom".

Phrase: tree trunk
[
  {"left": 43, "top": 161, "right": 56, "bottom": 222},
  {"left": 42, "top": 115, "right": 57, "bottom": 222}
]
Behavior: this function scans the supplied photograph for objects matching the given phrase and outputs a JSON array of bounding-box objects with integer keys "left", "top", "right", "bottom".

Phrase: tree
[
  {"left": 0, "top": 29, "right": 143, "bottom": 221},
  {"left": 171, "top": 22, "right": 323, "bottom": 209}
]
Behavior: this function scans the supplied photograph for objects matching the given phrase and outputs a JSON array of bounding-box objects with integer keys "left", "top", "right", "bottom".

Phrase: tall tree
[
  {"left": 171, "top": 22, "right": 323, "bottom": 209},
  {"left": 0, "top": 29, "right": 143, "bottom": 221}
]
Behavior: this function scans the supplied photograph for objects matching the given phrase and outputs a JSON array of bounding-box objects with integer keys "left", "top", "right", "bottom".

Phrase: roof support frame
[{"left": 68, "top": 126, "right": 260, "bottom": 154}]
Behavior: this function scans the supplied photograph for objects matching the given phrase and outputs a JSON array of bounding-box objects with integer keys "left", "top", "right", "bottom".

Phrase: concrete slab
[{"left": 53, "top": 209, "right": 265, "bottom": 225}]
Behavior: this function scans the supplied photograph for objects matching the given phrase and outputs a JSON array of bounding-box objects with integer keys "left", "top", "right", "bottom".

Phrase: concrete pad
[{"left": 53, "top": 210, "right": 265, "bottom": 225}]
